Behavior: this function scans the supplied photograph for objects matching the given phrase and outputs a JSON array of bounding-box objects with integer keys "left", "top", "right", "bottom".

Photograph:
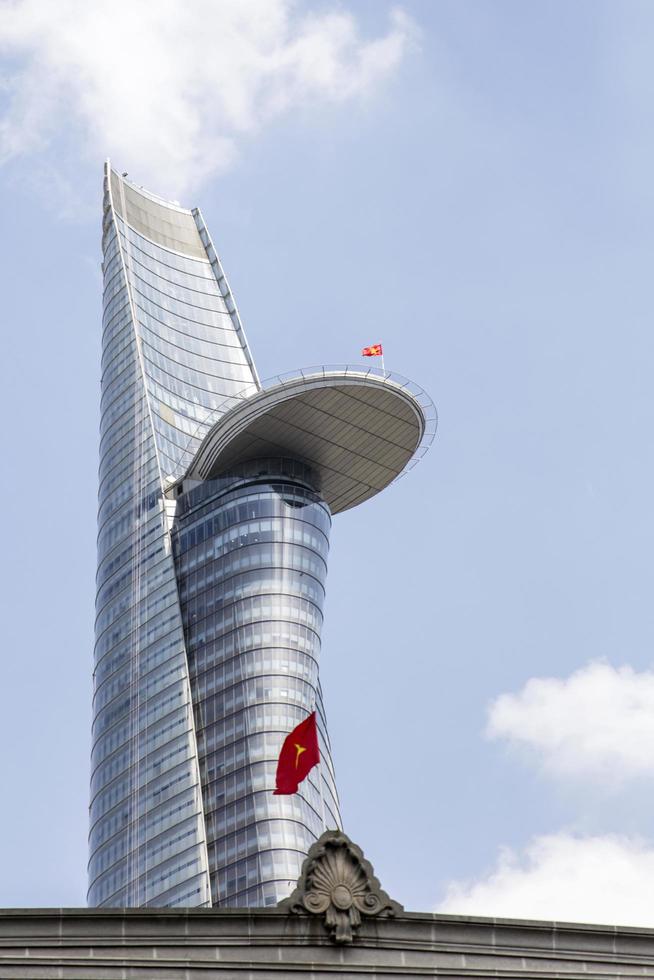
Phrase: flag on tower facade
[
  {"left": 362, "top": 343, "right": 383, "bottom": 357},
  {"left": 273, "top": 711, "right": 320, "bottom": 795}
]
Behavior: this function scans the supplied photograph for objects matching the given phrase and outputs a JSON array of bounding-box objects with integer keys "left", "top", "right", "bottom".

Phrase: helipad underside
[{"left": 183, "top": 372, "right": 432, "bottom": 513}]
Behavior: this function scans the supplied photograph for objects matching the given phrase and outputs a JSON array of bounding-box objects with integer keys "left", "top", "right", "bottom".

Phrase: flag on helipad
[
  {"left": 362, "top": 343, "right": 383, "bottom": 357},
  {"left": 273, "top": 711, "right": 320, "bottom": 795}
]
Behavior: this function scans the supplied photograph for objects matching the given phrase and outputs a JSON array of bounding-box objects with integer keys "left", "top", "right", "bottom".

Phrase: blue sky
[{"left": 2, "top": 0, "right": 654, "bottom": 923}]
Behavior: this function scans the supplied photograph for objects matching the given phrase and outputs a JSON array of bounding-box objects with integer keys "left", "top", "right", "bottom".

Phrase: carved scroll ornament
[{"left": 280, "top": 830, "right": 403, "bottom": 943}]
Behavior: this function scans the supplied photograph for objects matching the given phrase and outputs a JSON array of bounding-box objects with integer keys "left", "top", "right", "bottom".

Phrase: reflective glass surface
[
  {"left": 172, "top": 460, "right": 341, "bottom": 906},
  {"left": 90, "top": 169, "right": 341, "bottom": 911},
  {"left": 89, "top": 169, "right": 259, "bottom": 908}
]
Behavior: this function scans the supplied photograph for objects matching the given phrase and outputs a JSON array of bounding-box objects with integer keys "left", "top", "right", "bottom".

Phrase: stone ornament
[{"left": 280, "top": 830, "right": 403, "bottom": 944}]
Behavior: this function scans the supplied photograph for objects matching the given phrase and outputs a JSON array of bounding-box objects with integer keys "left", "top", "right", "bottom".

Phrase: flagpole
[
  {"left": 361, "top": 344, "right": 385, "bottom": 375},
  {"left": 314, "top": 695, "right": 329, "bottom": 830},
  {"left": 318, "top": 760, "right": 328, "bottom": 830}
]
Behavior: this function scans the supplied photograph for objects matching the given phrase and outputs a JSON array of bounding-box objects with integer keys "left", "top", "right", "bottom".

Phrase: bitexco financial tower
[{"left": 89, "top": 165, "right": 435, "bottom": 908}]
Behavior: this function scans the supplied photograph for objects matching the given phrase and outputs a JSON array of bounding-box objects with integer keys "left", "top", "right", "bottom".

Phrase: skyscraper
[{"left": 89, "top": 164, "right": 435, "bottom": 909}]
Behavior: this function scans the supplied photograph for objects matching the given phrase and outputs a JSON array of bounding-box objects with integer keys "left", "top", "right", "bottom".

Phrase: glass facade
[
  {"left": 89, "top": 167, "right": 341, "bottom": 908},
  {"left": 172, "top": 459, "right": 339, "bottom": 906}
]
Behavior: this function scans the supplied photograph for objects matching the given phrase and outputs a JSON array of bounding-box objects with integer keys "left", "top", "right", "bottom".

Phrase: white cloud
[
  {"left": 438, "top": 832, "right": 654, "bottom": 927},
  {"left": 486, "top": 661, "right": 654, "bottom": 782},
  {"left": 0, "top": 0, "right": 415, "bottom": 198}
]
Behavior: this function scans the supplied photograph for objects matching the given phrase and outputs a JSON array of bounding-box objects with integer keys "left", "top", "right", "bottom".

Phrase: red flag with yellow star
[
  {"left": 362, "top": 343, "right": 383, "bottom": 357},
  {"left": 273, "top": 711, "right": 320, "bottom": 795}
]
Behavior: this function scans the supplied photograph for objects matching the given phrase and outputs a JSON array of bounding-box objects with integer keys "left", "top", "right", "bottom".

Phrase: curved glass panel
[
  {"left": 91, "top": 166, "right": 346, "bottom": 911},
  {"left": 172, "top": 460, "right": 341, "bottom": 906},
  {"left": 89, "top": 166, "right": 259, "bottom": 909}
]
